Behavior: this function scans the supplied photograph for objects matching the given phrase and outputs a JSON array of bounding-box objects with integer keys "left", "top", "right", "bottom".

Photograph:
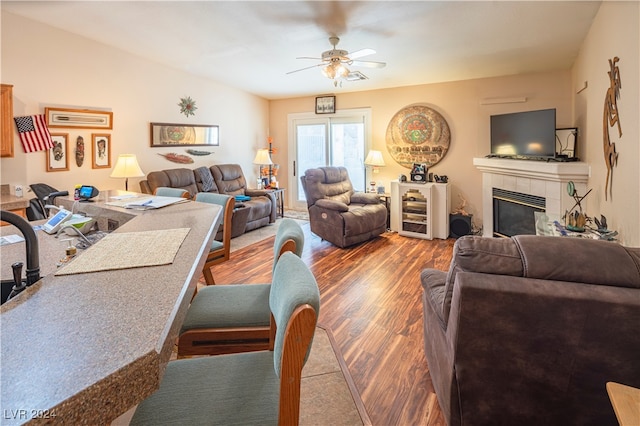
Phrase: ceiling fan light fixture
[
  {"left": 336, "top": 63, "right": 349, "bottom": 77},
  {"left": 322, "top": 64, "right": 336, "bottom": 79},
  {"left": 322, "top": 61, "right": 349, "bottom": 84}
]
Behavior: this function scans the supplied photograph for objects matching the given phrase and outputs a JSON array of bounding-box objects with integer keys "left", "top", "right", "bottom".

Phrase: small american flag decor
[{"left": 14, "top": 114, "right": 54, "bottom": 153}]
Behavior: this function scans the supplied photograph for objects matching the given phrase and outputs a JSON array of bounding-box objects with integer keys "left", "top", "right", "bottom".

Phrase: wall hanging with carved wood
[{"left": 603, "top": 56, "right": 622, "bottom": 201}]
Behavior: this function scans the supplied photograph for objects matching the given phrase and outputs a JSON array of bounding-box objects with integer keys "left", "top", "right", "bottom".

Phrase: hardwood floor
[{"left": 210, "top": 224, "right": 455, "bottom": 426}]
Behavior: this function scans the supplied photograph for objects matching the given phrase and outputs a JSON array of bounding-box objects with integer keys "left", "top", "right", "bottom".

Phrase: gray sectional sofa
[{"left": 140, "top": 164, "right": 276, "bottom": 236}]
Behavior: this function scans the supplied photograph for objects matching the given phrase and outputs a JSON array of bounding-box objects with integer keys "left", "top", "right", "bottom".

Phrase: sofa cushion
[
  {"left": 146, "top": 168, "right": 198, "bottom": 197},
  {"left": 210, "top": 164, "right": 247, "bottom": 196},
  {"left": 514, "top": 235, "right": 640, "bottom": 289},
  {"left": 302, "top": 168, "right": 353, "bottom": 206},
  {"left": 442, "top": 235, "right": 523, "bottom": 326}
]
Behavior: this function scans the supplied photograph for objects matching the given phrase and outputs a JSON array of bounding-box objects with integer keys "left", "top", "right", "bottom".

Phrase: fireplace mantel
[{"left": 473, "top": 158, "right": 591, "bottom": 237}]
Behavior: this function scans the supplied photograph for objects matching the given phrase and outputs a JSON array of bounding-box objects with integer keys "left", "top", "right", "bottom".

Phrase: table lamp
[
  {"left": 364, "top": 150, "right": 385, "bottom": 193},
  {"left": 253, "top": 148, "right": 273, "bottom": 188},
  {"left": 110, "top": 154, "right": 145, "bottom": 191}
]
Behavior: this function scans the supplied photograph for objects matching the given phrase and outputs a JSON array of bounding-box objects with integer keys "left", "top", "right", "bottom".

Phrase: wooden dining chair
[
  {"left": 130, "top": 253, "right": 320, "bottom": 426},
  {"left": 194, "top": 192, "right": 235, "bottom": 285},
  {"left": 177, "top": 218, "right": 305, "bottom": 357},
  {"left": 153, "top": 187, "right": 191, "bottom": 198}
]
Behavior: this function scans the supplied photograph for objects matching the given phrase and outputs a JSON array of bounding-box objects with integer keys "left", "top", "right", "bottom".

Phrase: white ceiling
[{"left": 3, "top": 1, "right": 602, "bottom": 100}]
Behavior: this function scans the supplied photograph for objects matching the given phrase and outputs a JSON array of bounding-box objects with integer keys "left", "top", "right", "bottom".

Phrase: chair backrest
[
  {"left": 300, "top": 167, "right": 354, "bottom": 207},
  {"left": 269, "top": 252, "right": 320, "bottom": 425},
  {"left": 154, "top": 187, "right": 190, "bottom": 198},
  {"left": 195, "top": 192, "right": 235, "bottom": 254},
  {"left": 272, "top": 218, "right": 305, "bottom": 275}
]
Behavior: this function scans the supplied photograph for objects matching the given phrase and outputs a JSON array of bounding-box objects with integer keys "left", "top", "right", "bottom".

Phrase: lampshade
[
  {"left": 364, "top": 150, "right": 386, "bottom": 167},
  {"left": 253, "top": 148, "right": 273, "bottom": 165},
  {"left": 110, "top": 154, "right": 145, "bottom": 178},
  {"left": 111, "top": 154, "right": 144, "bottom": 191}
]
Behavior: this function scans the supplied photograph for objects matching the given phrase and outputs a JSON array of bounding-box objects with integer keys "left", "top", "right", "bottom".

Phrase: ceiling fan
[{"left": 287, "top": 36, "right": 386, "bottom": 86}]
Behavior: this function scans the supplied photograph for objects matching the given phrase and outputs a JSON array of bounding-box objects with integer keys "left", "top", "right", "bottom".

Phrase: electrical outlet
[{"left": 14, "top": 185, "right": 23, "bottom": 198}]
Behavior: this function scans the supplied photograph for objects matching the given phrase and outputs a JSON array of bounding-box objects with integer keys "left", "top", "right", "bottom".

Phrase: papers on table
[{"left": 106, "top": 196, "right": 189, "bottom": 210}]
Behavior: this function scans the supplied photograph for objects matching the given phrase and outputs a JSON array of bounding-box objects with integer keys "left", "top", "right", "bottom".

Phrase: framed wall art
[
  {"left": 92, "top": 133, "right": 111, "bottom": 169},
  {"left": 385, "top": 104, "right": 451, "bottom": 169},
  {"left": 315, "top": 96, "right": 336, "bottom": 114},
  {"left": 45, "top": 107, "right": 113, "bottom": 129},
  {"left": 150, "top": 123, "right": 219, "bottom": 147},
  {"left": 46, "top": 133, "right": 69, "bottom": 172}
]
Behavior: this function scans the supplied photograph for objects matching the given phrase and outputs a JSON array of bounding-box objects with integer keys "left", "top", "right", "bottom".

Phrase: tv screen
[{"left": 490, "top": 108, "right": 556, "bottom": 159}]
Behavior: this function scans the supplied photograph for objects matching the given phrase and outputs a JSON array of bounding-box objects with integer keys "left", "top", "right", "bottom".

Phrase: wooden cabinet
[
  {"left": 391, "top": 181, "right": 451, "bottom": 240},
  {"left": 1, "top": 84, "right": 14, "bottom": 158}
]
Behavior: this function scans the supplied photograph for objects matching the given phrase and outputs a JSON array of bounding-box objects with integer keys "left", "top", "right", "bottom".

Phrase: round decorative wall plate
[{"left": 386, "top": 105, "right": 451, "bottom": 169}]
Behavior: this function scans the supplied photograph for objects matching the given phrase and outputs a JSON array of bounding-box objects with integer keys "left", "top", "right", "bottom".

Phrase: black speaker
[{"left": 450, "top": 214, "right": 472, "bottom": 238}]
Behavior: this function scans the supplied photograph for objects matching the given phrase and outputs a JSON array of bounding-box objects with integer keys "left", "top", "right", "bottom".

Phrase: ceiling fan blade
[
  {"left": 286, "top": 63, "right": 324, "bottom": 75},
  {"left": 347, "top": 48, "right": 376, "bottom": 60},
  {"left": 296, "top": 56, "right": 323, "bottom": 61},
  {"left": 351, "top": 60, "right": 386, "bottom": 69}
]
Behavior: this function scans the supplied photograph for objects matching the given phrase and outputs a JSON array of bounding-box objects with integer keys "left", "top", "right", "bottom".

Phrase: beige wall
[
  {"left": 572, "top": 1, "right": 639, "bottom": 246},
  {"left": 270, "top": 70, "right": 573, "bottom": 230},
  {"left": 1, "top": 12, "right": 269, "bottom": 195}
]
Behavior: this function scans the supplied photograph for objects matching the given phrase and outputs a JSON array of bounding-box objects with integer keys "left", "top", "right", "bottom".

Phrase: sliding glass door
[{"left": 288, "top": 109, "right": 371, "bottom": 210}]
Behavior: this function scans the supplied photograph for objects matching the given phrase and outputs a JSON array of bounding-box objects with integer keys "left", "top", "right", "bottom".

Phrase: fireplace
[
  {"left": 492, "top": 188, "right": 545, "bottom": 237},
  {"left": 473, "top": 158, "right": 590, "bottom": 238}
]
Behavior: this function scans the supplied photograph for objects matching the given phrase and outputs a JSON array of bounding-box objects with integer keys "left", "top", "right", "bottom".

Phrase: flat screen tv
[{"left": 490, "top": 108, "right": 556, "bottom": 159}]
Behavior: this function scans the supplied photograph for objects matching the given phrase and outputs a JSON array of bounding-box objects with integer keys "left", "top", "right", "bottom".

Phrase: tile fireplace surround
[{"left": 473, "top": 158, "right": 591, "bottom": 237}]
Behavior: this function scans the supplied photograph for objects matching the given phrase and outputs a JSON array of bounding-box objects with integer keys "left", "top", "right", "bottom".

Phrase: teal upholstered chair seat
[
  {"left": 209, "top": 239, "right": 223, "bottom": 252},
  {"left": 181, "top": 284, "right": 271, "bottom": 330},
  {"left": 131, "top": 253, "right": 320, "bottom": 426},
  {"left": 177, "top": 218, "right": 305, "bottom": 356}
]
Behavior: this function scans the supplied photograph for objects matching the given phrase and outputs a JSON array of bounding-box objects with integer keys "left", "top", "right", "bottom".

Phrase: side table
[
  {"left": 378, "top": 193, "right": 391, "bottom": 230},
  {"left": 268, "top": 188, "right": 285, "bottom": 218}
]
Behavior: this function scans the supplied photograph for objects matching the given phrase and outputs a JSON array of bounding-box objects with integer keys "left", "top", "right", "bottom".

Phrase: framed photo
[
  {"left": 91, "top": 133, "right": 111, "bottom": 169},
  {"left": 315, "top": 96, "right": 336, "bottom": 114},
  {"left": 150, "top": 123, "right": 219, "bottom": 147},
  {"left": 410, "top": 163, "right": 428, "bottom": 182},
  {"left": 45, "top": 107, "right": 113, "bottom": 129},
  {"left": 46, "top": 133, "right": 69, "bottom": 172}
]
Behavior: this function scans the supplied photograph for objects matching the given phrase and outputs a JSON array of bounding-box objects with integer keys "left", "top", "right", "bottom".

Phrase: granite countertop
[
  {"left": 0, "top": 192, "right": 30, "bottom": 211},
  {"left": 0, "top": 190, "right": 221, "bottom": 424}
]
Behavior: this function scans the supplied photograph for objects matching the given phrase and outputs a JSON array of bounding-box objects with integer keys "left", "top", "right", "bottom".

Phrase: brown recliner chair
[{"left": 300, "top": 166, "right": 387, "bottom": 248}]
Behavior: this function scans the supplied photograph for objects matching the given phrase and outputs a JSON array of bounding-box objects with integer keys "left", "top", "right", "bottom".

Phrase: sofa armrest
[
  {"left": 139, "top": 180, "right": 152, "bottom": 194},
  {"left": 315, "top": 199, "right": 349, "bottom": 212},
  {"left": 245, "top": 189, "right": 271, "bottom": 197},
  {"left": 351, "top": 192, "right": 381, "bottom": 204}
]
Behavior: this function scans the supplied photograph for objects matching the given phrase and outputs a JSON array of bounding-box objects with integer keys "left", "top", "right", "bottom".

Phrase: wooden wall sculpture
[{"left": 603, "top": 56, "right": 622, "bottom": 201}]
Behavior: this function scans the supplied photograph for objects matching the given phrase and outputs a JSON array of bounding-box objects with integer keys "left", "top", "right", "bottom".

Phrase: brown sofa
[
  {"left": 140, "top": 164, "right": 276, "bottom": 236},
  {"left": 300, "top": 166, "right": 387, "bottom": 248},
  {"left": 421, "top": 235, "right": 640, "bottom": 425}
]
